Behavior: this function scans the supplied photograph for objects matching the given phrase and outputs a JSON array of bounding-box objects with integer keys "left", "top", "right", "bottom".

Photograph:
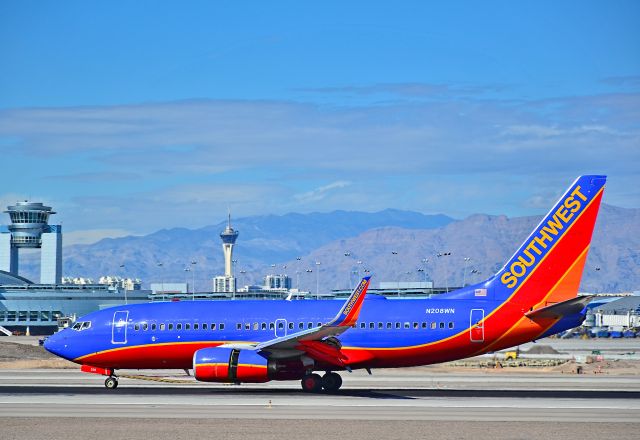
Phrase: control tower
[
  {"left": 0, "top": 201, "right": 62, "bottom": 284},
  {"left": 213, "top": 213, "right": 239, "bottom": 293}
]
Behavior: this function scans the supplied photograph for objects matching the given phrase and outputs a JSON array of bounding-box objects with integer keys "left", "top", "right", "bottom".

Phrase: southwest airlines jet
[{"left": 45, "top": 175, "right": 606, "bottom": 392}]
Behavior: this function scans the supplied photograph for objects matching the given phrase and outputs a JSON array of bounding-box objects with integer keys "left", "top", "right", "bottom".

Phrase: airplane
[{"left": 44, "top": 175, "right": 606, "bottom": 392}]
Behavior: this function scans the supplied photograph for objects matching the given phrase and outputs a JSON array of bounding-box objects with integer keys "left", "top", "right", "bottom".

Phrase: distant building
[
  {"left": 97, "top": 276, "right": 142, "bottom": 291},
  {"left": 585, "top": 296, "right": 640, "bottom": 331},
  {"left": 0, "top": 201, "right": 62, "bottom": 284},
  {"left": 150, "top": 282, "right": 188, "bottom": 295},
  {"left": 263, "top": 274, "right": 292, "bottom": 290},
  {"left": 213, "top": 275, "right": 236, "bottom": 294}
]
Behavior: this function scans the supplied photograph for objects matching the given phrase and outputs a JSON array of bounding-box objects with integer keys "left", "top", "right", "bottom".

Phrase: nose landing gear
[
  {"left": 104, "top": 376, "right": 119, "bottom": 389},
  {"left": 301, "top": 372, "right": 343, "bottom": 393}
]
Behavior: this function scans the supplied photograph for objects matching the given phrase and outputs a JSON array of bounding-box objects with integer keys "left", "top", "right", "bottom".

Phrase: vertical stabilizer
[{"left": 489, "top": 175, "right": 606, "bottom": 307}]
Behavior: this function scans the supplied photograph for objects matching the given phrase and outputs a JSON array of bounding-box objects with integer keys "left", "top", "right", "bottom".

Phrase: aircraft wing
[{"left": 218, "top": 276, "right": 371, "bottom": 365}]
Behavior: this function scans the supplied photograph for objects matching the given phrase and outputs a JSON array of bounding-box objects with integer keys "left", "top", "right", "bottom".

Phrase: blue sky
[{"left": 0, "top": 1, "right": 638, "bottom": 244}]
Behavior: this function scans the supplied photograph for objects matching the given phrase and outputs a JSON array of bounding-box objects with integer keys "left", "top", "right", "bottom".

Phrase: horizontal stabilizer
[{"left": 525, "top": 295, "right": 593, "bottom": 320}]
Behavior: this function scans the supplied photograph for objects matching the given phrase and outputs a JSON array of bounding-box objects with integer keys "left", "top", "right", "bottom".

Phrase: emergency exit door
[{"left": 112, "top": 311, "right": 129, "bottom": 344}]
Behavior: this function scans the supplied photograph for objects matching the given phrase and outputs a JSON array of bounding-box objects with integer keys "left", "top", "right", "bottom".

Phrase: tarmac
[
  {"left": 1, "top": 337, "right": 639, "bottom": 439},
  {"left": 1, "top": 368, "right": 639, "bottom": 439}
]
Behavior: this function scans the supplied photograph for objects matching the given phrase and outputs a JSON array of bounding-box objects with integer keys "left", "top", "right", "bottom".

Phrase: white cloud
[
  {"left": 0, "top": 91, "right": 638, "bottom": 232},
  {"left": 294, "top": 181, "right": 352, "bottom": 203}
]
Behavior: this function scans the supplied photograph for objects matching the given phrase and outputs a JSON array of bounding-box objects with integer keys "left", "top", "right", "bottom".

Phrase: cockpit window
[{"left": 72, "top": 321, "right": 91, "bottom": 331}]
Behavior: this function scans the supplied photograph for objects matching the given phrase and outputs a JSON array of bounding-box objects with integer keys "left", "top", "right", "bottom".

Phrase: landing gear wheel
[
  {"left": 321, "top": 372, "right": 343, "bottom": 392},
  {"left": 301, "top": 373, "right": 323, "bottom": 393},
  {"left": 104, "top": 376, "right": 118, "bottom": 389}
]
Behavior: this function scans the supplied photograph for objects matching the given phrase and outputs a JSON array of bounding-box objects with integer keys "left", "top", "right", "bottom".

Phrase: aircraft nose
[{"left": 44, "top": 331, "right": 70, "bottom": 359}]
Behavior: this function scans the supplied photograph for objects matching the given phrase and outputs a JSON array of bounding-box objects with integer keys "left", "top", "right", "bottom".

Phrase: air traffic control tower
[{"left": 0, "top": 201, "right": 62, "bottom": 284}]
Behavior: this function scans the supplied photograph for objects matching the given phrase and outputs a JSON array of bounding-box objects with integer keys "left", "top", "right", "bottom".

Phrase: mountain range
[{"left": 18, "top": 204, "right": 640, "bottom": 293}]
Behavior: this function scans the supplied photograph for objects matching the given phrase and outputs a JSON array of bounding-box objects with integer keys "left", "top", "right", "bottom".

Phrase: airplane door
[
  {"left": 274, "top": 319, "right": 287, "bottom": 338},
  {"left": 470, "top": 309, "right": 484, "bottom": 343},
  {"left": 112, "top": 311, "right": 129, "bottom": 344}
]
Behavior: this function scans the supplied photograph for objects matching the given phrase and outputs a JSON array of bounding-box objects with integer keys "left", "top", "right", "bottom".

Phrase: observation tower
[{"left": 213, "top": 213, "right": 239, "bottom": 293}]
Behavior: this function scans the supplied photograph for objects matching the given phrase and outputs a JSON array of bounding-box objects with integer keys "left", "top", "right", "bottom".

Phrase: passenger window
[
  {"left": 288, "top": 322, "right": 294, "bottom": 330},
  {"left": 395, "top": 322, "right": 401, "bottom": 329},
  {"left": 261, "top": 323, "right": 267, "bottom": 330},
  {"left": 360, "top": 322, "right": 366, "bottom": 329},
  {"left": 413, "top": 322, "right": 418, "bottom": 329},
  {"left": 219, "top": 323, "right": 225, "bottom": 330},
  {"left": 202, "top": 323, "right": 207, "bottom": 330},
  {"left": 134, "top": 323, "right": 140, "bottom": 331},
  {"left": 439, "top": 322, "right": 445, "bottom": 329},
  {"left": 253, "top": 323, "right": 259, "bottom": 330},
  {"left": 448, "top": 322, "right": 454, "bottom": 329},
  {"left": 185, "top": 323, "right": 191, "bottom": 330},
  {"left": 211, "top": 323, "right": 216, "bottom": 330},
  {"left": 386, "top": 322, "right": 392, "bottom": 329},
  {"left": 160, "top": 323, "right": 165, "bottom": 331},
  {"left": 317, "top": 323, "right": 322, "bottom": 327},
  {"left": 404, "top": 322, "right": 410, "bottom": 329},
  {"left": 298, "top": 322, "right": 304, "bottom": 329},
  {"left": 194, "top": 323, "right": 199, "bottom": 330},
  {"left": 143, "top": 323, "right": 148, "bottom": 331},
  {"left": 151, "top": 323, "right": 156, "bottom": 331},
  {"left": 236, "top": 323, "right": 242, "bottom": 330},
  {"left": 378, "top": 322, "right": 383, "bottom": 329},
  {"left": 369, "top": 322, "right": 375, "bottom": 329},
  {"left": 245, "top": 323, "right": 250, "bottom": 330},
  {"left": 422, "top": 322, "right": 427, "bottom": 329},
  {"left": 308, "top": 322, "right": 313, "bottom": 329},
  {"left": 168, "top": 323, "right": 174, "bottom": 330},
  {"left": 431, "top": 322, "right": 436, "bottom": 329},
  {"left": 176, "top": 323, "right": 182, "bottom": 330},
  {"left": 269, "top": 322, "right": 275, "bottom": 330}
]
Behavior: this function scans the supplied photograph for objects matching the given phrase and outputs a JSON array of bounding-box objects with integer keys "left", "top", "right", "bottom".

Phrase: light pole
[
  {"left": 420, "top": 258, "right": 430, "bottom": 284},
  {"left": 462, "top": 257, "right": 471, "bottom": 287},
  {"left": 232, "top": 259, "right": 238, "bottom": 295},
  {"left": 239, "top": 270, "right": 246, "bottom": 290},
  {"left": 305, "top": 269, "right": 313, "bottom": 294},
  {"left": 157, "top": 262, "right": 164, "bottom": 295},
  {"left": 344, "top": 251, "right": 352, "bottom": 289},
  {"left": 119, "top": 263, "right": 127, "bottom": 305},
  {"left": 190, "top": 260, "right": 197, "bottom": 296},
  {"left": 315, "top": 261, "right": 321, "bottom": 299},
  {"left": 437, "top": 252, "right": 451, "bottom": 292},
  {"left": 184, "top": 267, "right": 191, "bottom": 296}
]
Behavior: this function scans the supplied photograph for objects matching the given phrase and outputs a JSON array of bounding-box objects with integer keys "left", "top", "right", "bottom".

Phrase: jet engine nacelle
[{"left": 193, "top": 347, "right": 313, "bottom": 383}]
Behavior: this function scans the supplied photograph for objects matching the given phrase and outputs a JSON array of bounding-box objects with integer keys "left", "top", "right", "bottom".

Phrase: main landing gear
[
  {"left": 104, "top": 376, "right": 119, "bottom": 389},
  {"left": 301, "top": 372, "right": 343, "bottom": 393}
]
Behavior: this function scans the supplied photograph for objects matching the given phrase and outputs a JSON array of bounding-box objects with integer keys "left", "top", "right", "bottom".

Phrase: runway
[{"left": 1, "top": 368, "right": 639, "bottom": 439}]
